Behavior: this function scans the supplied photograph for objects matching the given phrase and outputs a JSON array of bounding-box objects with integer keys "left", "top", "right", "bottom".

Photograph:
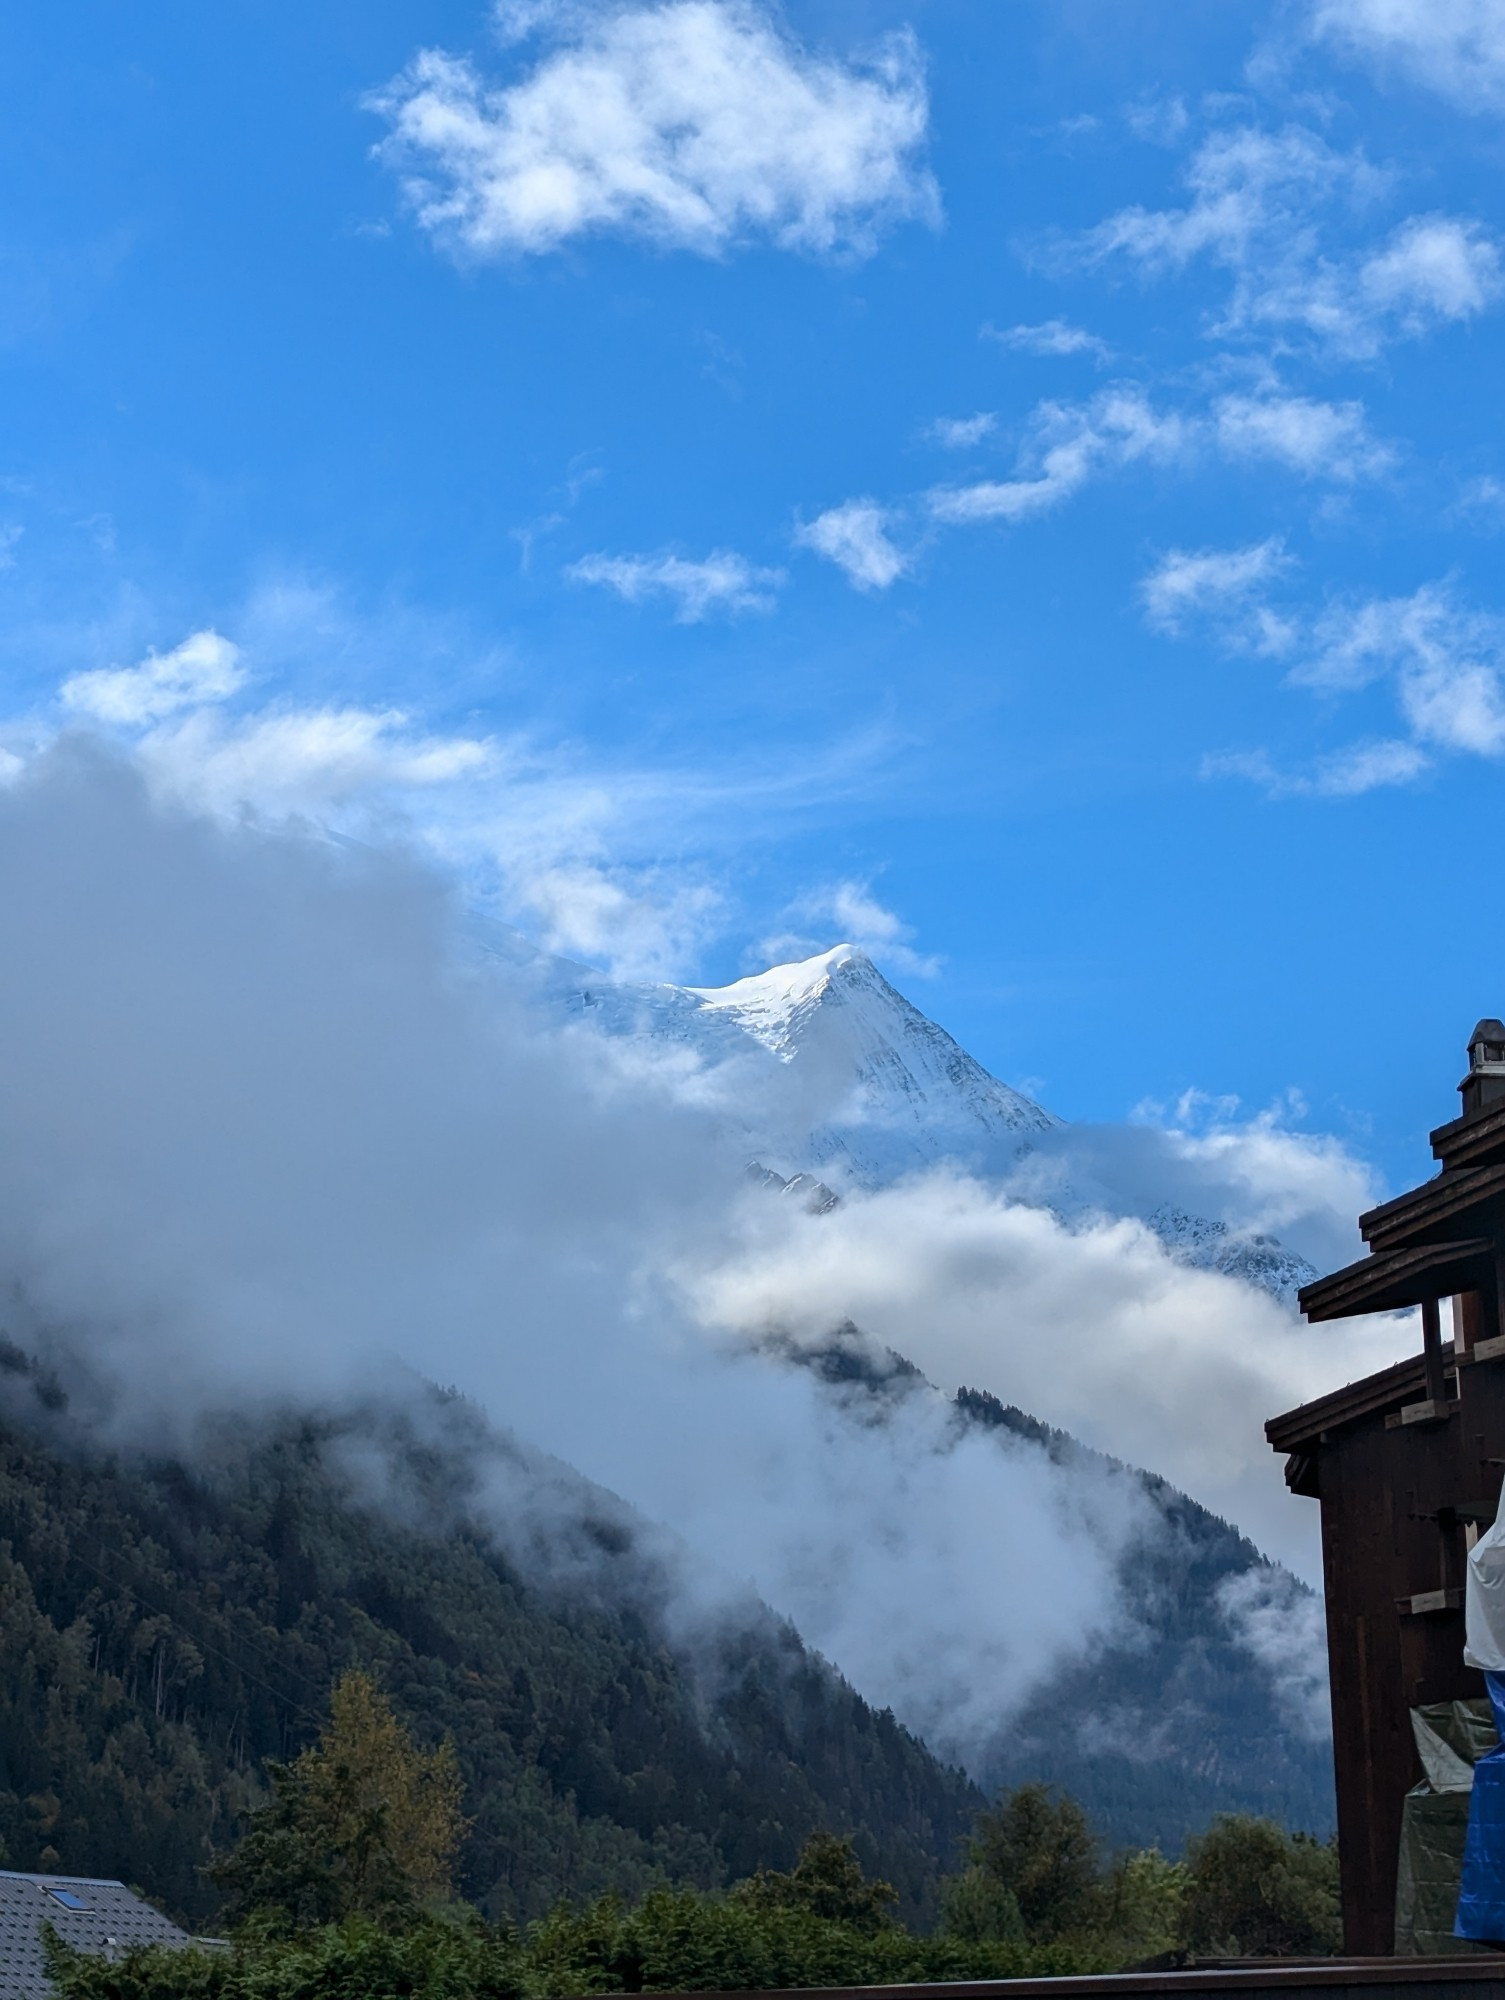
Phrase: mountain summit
[
  {"left": 488, "top": 927, "right": 1317, "bottom": 1300},
  {"left": 681, "top": 945, "right": 1058, "bottom": 1183}
]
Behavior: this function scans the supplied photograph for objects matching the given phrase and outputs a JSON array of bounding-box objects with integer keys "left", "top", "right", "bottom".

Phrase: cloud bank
[{"left": 0, "top": 733, "right": 1396, "bottom": 1761}]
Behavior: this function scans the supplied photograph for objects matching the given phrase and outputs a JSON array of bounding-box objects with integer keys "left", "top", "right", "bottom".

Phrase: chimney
[{"left": 1459, "top": 1018, "right": 1505, "bottom": 1117}]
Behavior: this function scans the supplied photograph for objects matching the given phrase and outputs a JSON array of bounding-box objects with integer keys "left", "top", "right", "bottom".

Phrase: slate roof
[{"left": 0, "top": 1869, "right": 196, "bottom": 2000}]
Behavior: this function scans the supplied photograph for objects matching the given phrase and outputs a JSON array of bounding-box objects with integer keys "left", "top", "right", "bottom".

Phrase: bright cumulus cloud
[{"left": 371, "top": 0, "right": 938, "bottom": 259}]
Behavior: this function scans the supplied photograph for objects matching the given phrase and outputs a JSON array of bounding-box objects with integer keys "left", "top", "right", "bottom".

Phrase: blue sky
[{"left": 2, "top": 0, "right": 1503, "bottom": 1189}]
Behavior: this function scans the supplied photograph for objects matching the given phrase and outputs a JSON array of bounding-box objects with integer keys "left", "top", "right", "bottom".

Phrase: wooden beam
[{"left": 1421, "top": 1296, "right": 1445, "bottom": 1403}]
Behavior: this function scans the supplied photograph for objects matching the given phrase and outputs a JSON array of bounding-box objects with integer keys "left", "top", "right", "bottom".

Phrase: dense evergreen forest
[
  {"left": 0, "top": 1317, "right": 1332, "bottom": 1950},
  {"left": 0, "top": 1347, "right": 981, "bottom": 1931},
  {"left": 44, "top": 1671, "right": 1341, "bottom": 1998}
]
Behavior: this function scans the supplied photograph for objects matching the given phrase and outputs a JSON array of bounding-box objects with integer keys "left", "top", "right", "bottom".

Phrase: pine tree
[{"left": 215, "top": 1669, "right": 466, "bottom": 1930}]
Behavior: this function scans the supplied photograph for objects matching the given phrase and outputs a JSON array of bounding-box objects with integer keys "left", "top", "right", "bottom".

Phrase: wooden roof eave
[
  {"left": 1358, "top": 1162, "right": 1505, "bottom": 1252},
  {"left": 1267, "top": 1346, "right": 1440, "bottom": 1454},
  {"left": 1297, "top": 1237, "right": 1493, "bottom": 1322},
  {"left": 1432, "top": 1098, "right": 1505, "bottom": 1172}
]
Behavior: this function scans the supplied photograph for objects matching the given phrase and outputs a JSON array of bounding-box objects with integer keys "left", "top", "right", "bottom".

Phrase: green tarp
[{"left": 1394, "top": 1698, "right": 1499, "bottom": 1955}]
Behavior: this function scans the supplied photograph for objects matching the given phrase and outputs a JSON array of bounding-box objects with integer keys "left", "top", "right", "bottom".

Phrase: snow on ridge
[
  {"left": 682, "top": 942, "right": 1059, "bottom": 1170},
  {"left": 473, "top": 923, "right": 1315, "bottom": 1304},
  {"left": 685, "top": 942, "right": 872, "bottom": 1056}
]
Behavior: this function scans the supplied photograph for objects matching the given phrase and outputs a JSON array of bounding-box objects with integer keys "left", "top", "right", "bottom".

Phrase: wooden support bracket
[
  {"left": 1385, "top": 1397, "right": 1458, "bottom": 1427},
  {"left": 1459, "top": 1330, "right": 1505, "bottom": 1366},
  {"left": 1397, "top": 1587, "right": 1465, "bottom": 1615}
]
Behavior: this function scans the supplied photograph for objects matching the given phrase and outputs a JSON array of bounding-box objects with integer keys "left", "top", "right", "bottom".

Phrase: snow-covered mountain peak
[
  {"left": 682, "top": 943, "right": 1058, "bottom": 1181},
  {"left": 685, "top": 944, "right": 881, "bottom": 1061}
]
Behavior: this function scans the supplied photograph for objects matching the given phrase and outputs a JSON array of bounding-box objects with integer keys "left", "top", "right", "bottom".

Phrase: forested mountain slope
[
  {"left": 0, "top": 1354, "right": 980, "bottom": 1933},
  {"left": 955, "top": 1389, "right": 1331, "bottom": 1848},
  {"left": 787, "top": 1334, "right": 1335, "bottom": 1850}
]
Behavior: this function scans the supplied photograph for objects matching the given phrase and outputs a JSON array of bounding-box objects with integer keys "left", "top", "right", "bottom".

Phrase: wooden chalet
[{"left": 1268, "top": 1020, "right": 1505, "bottom": 1956}]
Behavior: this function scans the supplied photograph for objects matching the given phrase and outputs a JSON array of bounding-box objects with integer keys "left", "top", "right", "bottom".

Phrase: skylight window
[{"left": 46, "top": 1889, "right": 90, "bottom": 1911}]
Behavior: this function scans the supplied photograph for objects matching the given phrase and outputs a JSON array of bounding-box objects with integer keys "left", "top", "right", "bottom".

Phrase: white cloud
[
  {"left": 1454, "top": 473, "right": 1505, "bottom": 525},
  {"left": 0, "top": 747, "right": 1159, "bottom": 1768},
  {"left": 989, "top": 319, "right": 1113, "bottom": 361},
  {"left": 1084, "top": 124, "right": 1374, "bottom": 277},
  {"left": 685, "top": 1164, "right": 1402, "bottom": 1576},
  {"left": 1141, "top": 538, "right": 1292, "bottom": 638},
  {"left": 371, "top": 1, "right": 938, "bottom": 260},
  {"left": 61, "top": 629, "right": 246, "bottom": 726},
  {"left": 1213, "top": 392, "right": 1393, "bottom": 481},
  {"left": 1125, "top": 94, "right": 1191, "bottom": 146},
  {"left": 1358, "top": 214, "right": 1503, "bottom": 326},
  {"left": 136, "top": 703, "right": 496, "bottom": 814},
  {"left": 15, "top": 599, "right": 902, "bottom": 986},
  {"left": 761, "top": 878, "right": 939, "bottom": 979},
  {"left": 1309, "top": 0, "right": 1505, "bottom": 111},
  {"left": 1217, "top": 1567, "right": 1331, "bottom": 1740},
  {"left": 1304, "top": 586, "right": 1505, "bottom": 753},
  {"left": 1310, "top": 737, "right": 1433, "bottom": 793},
  {"left": 492, "top": 0, "right": 573, "bottom": 42},
  {"left": 1205, "top": 739, "right": 1431, "bottom": 797},
  {"left": 929, "top": 387, "right": 1187, "bottom": 525},
  {"left": 568, "top": 548, "right": 784, "bottom": 620},
  {"left": 1081, "top": 123, "right": 1499, "bottom": 357},
  {"left": 794, "top": 500, "right": 908, "bottom": 590},
  {"left": 927, "top": 413, "right": 996, "bottom": 449},
  {"left": 519, "top": 861, "right": 723, "bottom": 981},
  {"left": 1198, "top": 582, "right": 1505, "bottom": 796}
]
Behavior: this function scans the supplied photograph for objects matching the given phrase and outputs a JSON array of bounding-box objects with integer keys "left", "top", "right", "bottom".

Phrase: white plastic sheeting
[{"left": 1465, "top": 1514, "right": 1505, "bottom": 1673}]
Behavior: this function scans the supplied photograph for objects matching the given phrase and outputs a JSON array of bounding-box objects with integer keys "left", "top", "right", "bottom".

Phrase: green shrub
[
  {"left": 44, "top": 1915, "right": 525, "bottom": 2000},
  {"left": 1180, "top": 1815, "right": 1340, "bottom": 1958}
]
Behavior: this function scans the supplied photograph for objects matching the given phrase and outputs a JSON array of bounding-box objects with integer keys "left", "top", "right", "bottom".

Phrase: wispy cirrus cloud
[
  {"left": 1141, "top": 539, "right": 1294, "bottom": 642},
  {"left": 795, "top": 500, "right": 909, "bottom": 591},
  {"left": 928, "top": 387, "right": 1189, "bottom": 525},
  {"left": 987, "top": 319, "right": 1113, "bottom": 362},
  {"left": 865, "top": 379, "right": 1387, "bottom": 545},
  {"left": 1077, "top": 123, "right": 1501, "bottom": 358},
  {"left": 568, "top": 548, "right": 784, "bottom": 621},
  {"left": 927, "top": 413, "right": 996, "bottom": 450},
  {"left": 1303, "top": 586, "right": 1505, "bottom": 760},
  {"left": 1150, "top": 549, "right": 1505, "bottom": 795},
  {"left": 370, "top": 1, "right": 938, "bottom": 260},
  {"left": 1203, "top": 739, "right": 1430, "bottom": 798},
  {"left": 1308, "top": 0, "right": 1505, "bottom": 112}
]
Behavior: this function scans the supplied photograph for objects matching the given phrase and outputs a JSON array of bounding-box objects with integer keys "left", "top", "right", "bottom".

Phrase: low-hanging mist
[{"left": 0, "top": 739, "right": 1396, "bottom": 1767}]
